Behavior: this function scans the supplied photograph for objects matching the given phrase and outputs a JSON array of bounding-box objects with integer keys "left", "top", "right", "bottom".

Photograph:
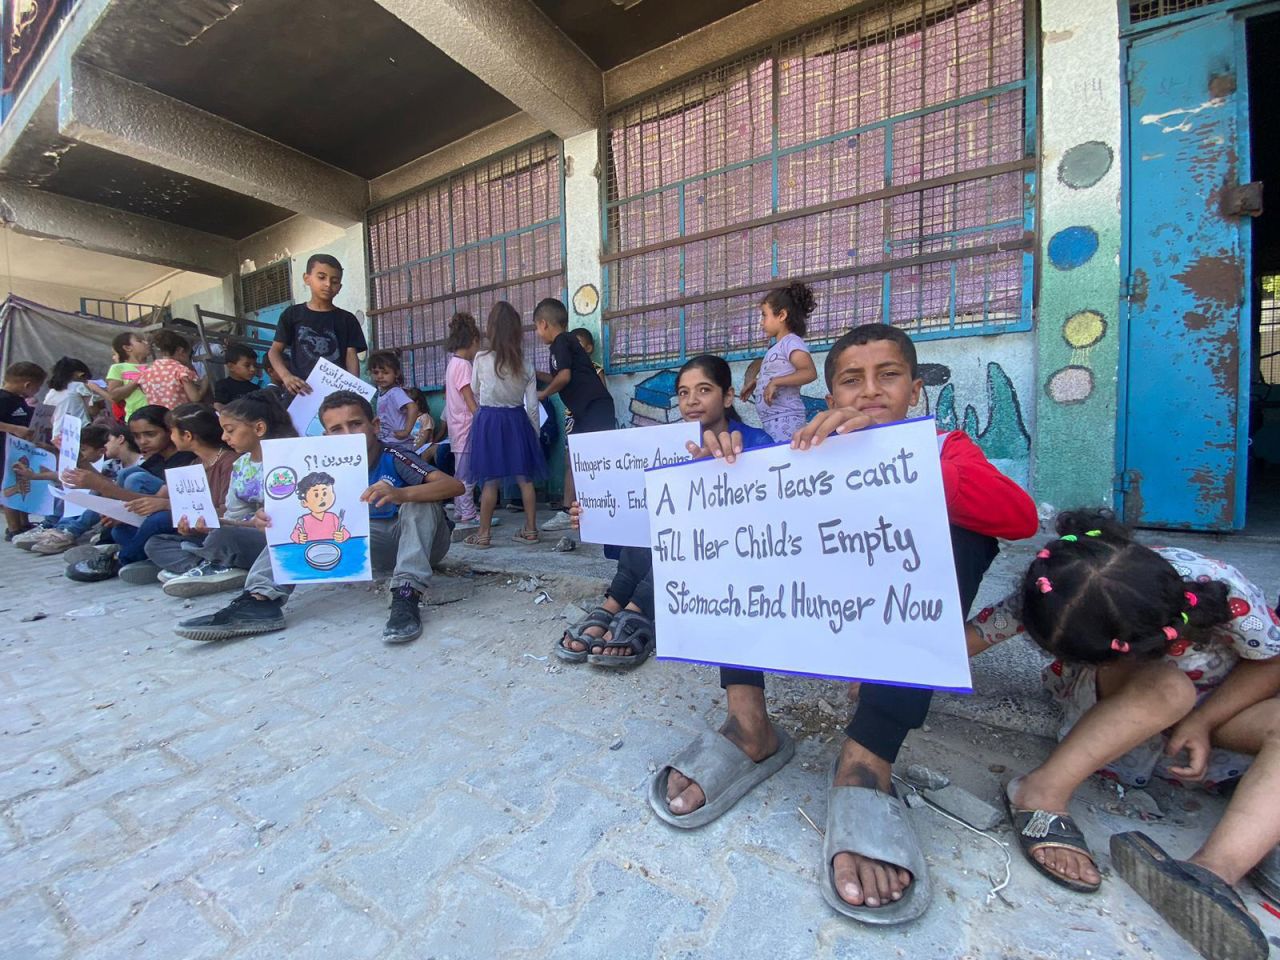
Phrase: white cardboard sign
[
  {"left": 261, "top": 434, "right": 371, "bottom": 584},
  {"left": 166, "top": 464, "right": 220, "bottom": 529},
  {"left": 643, "top": 417, "right": 970, "bottom": 692},
  {"left": 568, "top": 421, "right": 701, "bottom": 547},
  {"left": 56, "top": 417, "right": 86, "bottom": 519},
  {"left": 286, "top": 358, "right": 378, "bottom": 437},
  {"left": 61, "top": 488, "right": 141, "bottom": 526},
  {"left": 2, "top": 435, "right": 57, "bottom": 515}
]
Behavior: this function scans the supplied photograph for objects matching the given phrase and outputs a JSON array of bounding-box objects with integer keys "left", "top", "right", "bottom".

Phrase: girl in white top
[
  {"left": 464, "top": 301, "right": 546, "bottom": 547},
  {"left": 43, "top": 357, "right": 107, "bottom": 432}
]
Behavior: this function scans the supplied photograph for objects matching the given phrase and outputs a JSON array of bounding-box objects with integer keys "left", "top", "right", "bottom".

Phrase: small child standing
[
  {"left": 368, "top": 350, "right": 419, "bottom": 450},
  {"left": 43, "top": 357, "right": 106, "bottom": 432},
  {"left": 138, "top": 330, "right": 205, "bottom": 409},
  {"left": 406, "top": 388, "right": 436, "bottom": 456},
  {"left": 444, "top": 312, "right": 481, "bottom": 528},
  {"left": 754, "top": 281, "right": 818, "bottom": 442},
  {"left": 571, "top": 328, "right": 608, "bottom": 388},
  {"left": 1, "top": 361, "right": 47, "bottom": 540},
  {"left": 106, "top": 332, "right": 152, "bottom": 420},
  {"left": 214, "top": 343, "right": 261, "bottom": 408},
  {"left": 269, "top": 254, "right": 367, "bottom": 391}
]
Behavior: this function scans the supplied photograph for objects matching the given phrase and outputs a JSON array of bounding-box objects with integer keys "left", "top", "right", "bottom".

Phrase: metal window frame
[
  {"left": 599, "top": 0, "right": 1039, "bottom": 374},
  {"left": 239, "top": 260, "right": 292, "bottom": 315},
  {"left": 365, "top": 135, "right": 569, "bottom": 389}
]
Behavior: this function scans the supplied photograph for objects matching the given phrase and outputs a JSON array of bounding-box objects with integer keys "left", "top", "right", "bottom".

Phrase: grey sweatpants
[
  {"left": 144, "top": 525, "right": 267, "bottom": 574},
  {"left": 244, "top": 501, "right": 451, "bottom": 602}
]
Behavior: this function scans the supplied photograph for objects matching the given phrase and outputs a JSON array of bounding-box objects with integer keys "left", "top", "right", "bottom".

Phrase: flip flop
[
  {"left": 1111, "top": 831, "right": 1267, "bottom": 960},
  {"left": 648, "top": 725, "right": 795, "bottom": 830},
  {"left": 512, "top": 530, "right": 539, "bottom": 544},
  {"left": 820, "top": 761, "right": 931, "bottom": 925},
  {"left": 554, "top": 606, "right": 615, "bottom": 663},
  {"left": 462, "top": 533, "right": 491, "bottom": 549},
  {"left": 1004, "top": 789, "right": 1100, "bottom": 894},
  {"left": 587, "top": 610, "right": 654, "bottom": 667}
]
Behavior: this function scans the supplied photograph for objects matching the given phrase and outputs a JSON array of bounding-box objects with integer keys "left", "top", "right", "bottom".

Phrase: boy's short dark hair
[
  {"left": 4, "top": 361, "right": 46, "bottom": 383},
  {"left": 224, "top": 342, "right": 258, "bottom": 366},
  {"left": 570, "top": 327, "right": 595, "bottom": 350},
  {"left": 151, "top": 329, "right": 191, "bottom": 357},
  {"left": 533, "top": 298, "right": 568, "bottom": 329},
  {"left": 296, "top": 471, "right": 336, "bottom": 502},
  {"left": 80, "top": 424, "right": 110, "bottom": 450},
  {"left": 823, "top": 323, "right": 919, "bottom": 389},
  {"left": 318, "top": 389, "right": 374, "bottom": 422},
  {"left": 306, "top": 254, "right": 342, "bottom": 275}
]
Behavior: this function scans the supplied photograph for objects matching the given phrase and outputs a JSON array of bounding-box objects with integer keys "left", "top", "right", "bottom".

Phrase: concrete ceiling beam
[
  {"left": 0, "top": 181, "right": 236, "bottom": 276},
  {"left": 373, "top": 0, "right": 602, "bottom": 138},
  {"left": 57, "top": 61, "right": 368, "bottom": 228}
]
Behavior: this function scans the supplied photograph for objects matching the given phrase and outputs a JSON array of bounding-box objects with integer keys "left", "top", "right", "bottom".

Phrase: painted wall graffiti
[{"left": 605, "top": 334, "right": 1035, "bottom": 487}]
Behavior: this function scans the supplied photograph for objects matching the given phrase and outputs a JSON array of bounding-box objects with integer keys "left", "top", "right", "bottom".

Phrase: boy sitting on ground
[{"left": 174, "top": 390, "right": 463, "bottom": 645}]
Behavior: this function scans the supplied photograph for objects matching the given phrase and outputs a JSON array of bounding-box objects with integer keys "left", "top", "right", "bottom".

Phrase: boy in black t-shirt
[
  {"left": 0, "top": 361, "right": 47, "bottom": 539},
  {"left": 214, "top": 343, "right": 262, "bottom": 408},
  {"left": 535, "top": 298, "right": 614, "bottom": 530},
  {"left": 269, "top": 254, "right": 368, "bottom": 394}
]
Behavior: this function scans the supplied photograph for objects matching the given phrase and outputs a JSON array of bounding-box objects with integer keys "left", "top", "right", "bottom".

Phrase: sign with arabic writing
[
  {"left": 261, "top": 434, "right": 371, "bottom": 584},
  {"left": 286, "top": 357, "right": 378, "bottom": 437},
  {"left": 166, "top": 464, "right": 220, "bottom": 529}
]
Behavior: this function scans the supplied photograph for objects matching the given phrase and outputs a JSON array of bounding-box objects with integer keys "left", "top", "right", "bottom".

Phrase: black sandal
[
  {"left": 1112, "top": 831, "right": 1267, "bottom": 960},
  {"left": 587, "top": 610, "right": 655, "bottom": 668},
  {"left": 554, "top": 606, "right": 615, "bottom": 663},
  {"left": 1005, "top": 794, "right": 1101, "bottom": 894}
]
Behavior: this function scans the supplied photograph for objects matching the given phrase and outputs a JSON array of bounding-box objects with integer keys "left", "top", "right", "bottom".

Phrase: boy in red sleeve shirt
[{"left": 650, "top": 323, "right": 1037, "bottom": 925}]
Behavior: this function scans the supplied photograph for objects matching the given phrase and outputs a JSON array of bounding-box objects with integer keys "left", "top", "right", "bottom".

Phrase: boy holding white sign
[
  {"left": 649, "top": 324, "right": 1037, "bottom": 926},
  {"left": 175, "top": 391, "right": 463, "bottom": 645}
]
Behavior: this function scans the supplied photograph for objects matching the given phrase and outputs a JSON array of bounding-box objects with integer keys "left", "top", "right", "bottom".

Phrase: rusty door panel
[{"left": 1123, "top": 13, "right": 1251, "bottom": 530}]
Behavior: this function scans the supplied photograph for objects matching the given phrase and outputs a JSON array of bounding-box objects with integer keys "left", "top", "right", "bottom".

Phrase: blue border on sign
[{"left": 654, "top": 654, "right": 972, "bottom": 695}]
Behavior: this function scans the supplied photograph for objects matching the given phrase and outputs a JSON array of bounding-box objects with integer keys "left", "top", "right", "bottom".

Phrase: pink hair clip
[
  {"left": 1185, "top": 591, "right": 1198, "bottom": 608},
  {"left": 1110, "top": 638, "right": 1130, "bottom": 653},
  {"left": 1035, "top": 577, "right": 1052, "bottom": 594},
  {"left": 1162, "top": 626, "right": 1178, "bottom": 641},
  {"left": 1037, "top": 549, "right": 1051, "bottom": 559}
]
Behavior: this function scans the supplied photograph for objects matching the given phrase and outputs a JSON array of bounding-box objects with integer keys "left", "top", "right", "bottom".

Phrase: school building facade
[{"left": 0, "top": 0, "right": 1273, "bottom": 532}]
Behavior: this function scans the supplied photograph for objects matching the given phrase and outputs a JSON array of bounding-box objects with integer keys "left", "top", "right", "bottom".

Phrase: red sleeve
[{"left": 939, "top": 431, "right": 1038, "bottom": 540}]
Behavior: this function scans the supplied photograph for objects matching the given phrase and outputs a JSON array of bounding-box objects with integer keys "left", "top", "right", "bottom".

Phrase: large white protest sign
[
  {"left": 166, "top": 464, "right": 220, "bottom": 529},
  {"left": 644, "top": 417, "right": 970, "bottom": 692},
  {"left": 56, "top": 417, "right": 85, "bottom": 519},
  {"left": 568, "top": 421, "right": 701, "bottom": 547},
  {"left": 286, "top": 358, "right": 377, "bottom": 437},
  {"left": 60, "top": 488, "right": 141, "bottom": 526},
  {"left": 2, "top": 435, "right": 56, "bottom": 516},
  {"left": 261, "top": 434, "right": 371, "bottom": 584}
]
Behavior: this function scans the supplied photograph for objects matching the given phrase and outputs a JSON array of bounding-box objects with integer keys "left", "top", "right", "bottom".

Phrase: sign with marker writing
[
  {"left": 60, "top": 488, "right": 140, "bottom": 526},
  {"left": 2, "top": 435, "right": 56, "bottom": 515},
  {"left": 286, "top": 357, "right": 377, "bottom": 437},
  {"left": 57, "top": 417, "right": 85, "bottom": 520},
  {"left": 261, "top": 434, "right": 371, "bottom": 584},
  {"left": 643, "top": 417, "right": 969, "bottom": 691},
  {"left": 568, "top": 420, "right": 701, "bottom": 547},
  {"left": 166, "top": 464, "right": 220, "bottom": 529}
]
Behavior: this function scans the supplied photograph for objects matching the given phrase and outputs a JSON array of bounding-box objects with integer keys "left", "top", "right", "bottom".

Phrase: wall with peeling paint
[
  {"left": 563, "top": 130, "right": 604, "bottom": 348},
  {"left": 1032, "top": 0, "right": 1125, "bottom": 510}
]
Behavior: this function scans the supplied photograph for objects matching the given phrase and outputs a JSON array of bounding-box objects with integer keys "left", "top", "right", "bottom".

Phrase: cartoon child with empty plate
[{"left": 290, "top": 471, "right": 350, "bottom": 545}]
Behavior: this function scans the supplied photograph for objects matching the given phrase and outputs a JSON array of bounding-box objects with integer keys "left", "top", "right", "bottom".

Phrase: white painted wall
[{"left": 0, "top": 275, "right": 123, "bottom": 313}]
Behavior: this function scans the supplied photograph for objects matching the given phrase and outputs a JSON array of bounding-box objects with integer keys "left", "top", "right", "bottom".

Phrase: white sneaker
[
  {"left": 157, "top": 569, "right": 182, "bottom": 583},
  {"left": 30, "top": 530, "right": 77, "bottom": 555},
  {"left": 540, "top": 512, "right": 574, "bottom": 532},
  {"left": 12, "top": 527, "right": 52, "bottom": 549},
  {"left": 162, "top": 562, "right": 248, "bottom": 599}
]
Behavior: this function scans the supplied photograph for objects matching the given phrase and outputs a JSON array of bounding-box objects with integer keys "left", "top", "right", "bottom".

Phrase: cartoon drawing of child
[
  {"left": 290, "top": 471, "right": 350, "bottom": 544},
  {"left": 3, "top": 456, "right": 33, "bottom": 499}
]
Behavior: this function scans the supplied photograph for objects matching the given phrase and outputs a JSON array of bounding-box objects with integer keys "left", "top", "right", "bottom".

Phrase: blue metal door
[{"left": 1123, "top": 13, "right": 1253, "bottom": 530}]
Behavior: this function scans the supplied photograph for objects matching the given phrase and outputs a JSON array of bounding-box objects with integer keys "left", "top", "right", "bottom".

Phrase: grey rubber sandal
[
  {"left": 821, "top": 762, "right": 931, "bottom": 925},
  {"left": 1111, "top": 831, "right": 1267, "bottom": 960},
  {"left": 587, "top": 610, "right": 654, "bottom": 667},
  {"left": 1247, "top": 844, "right": 1280, "bottom": 906},
  {"left": 648, "top": 725, "right": 795, "bottom": 830},
  {"left": 554, "top": 606, "right": 615, "bottom": 663}
]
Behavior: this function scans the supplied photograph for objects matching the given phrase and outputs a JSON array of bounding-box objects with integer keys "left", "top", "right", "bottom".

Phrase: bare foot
[
  {"left": 560, "top": 624, "right": 606, "bottom": 654},
  {"left": 830, "top": 739, "right": 911, "bottom": 908},
  {"left": 666, "top": 712, "right": 779, "bottom": 815},
  {"left": 1008, "top": 775, "right": 1100, "bottom": 887}
]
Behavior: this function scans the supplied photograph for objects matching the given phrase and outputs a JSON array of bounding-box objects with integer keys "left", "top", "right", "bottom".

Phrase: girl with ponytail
[
  {"left": 968, "top": 509, "right": 1280, "bottom": 957},
  {"left": 751, "top": 280, "right": 819, "bottom": 441}
]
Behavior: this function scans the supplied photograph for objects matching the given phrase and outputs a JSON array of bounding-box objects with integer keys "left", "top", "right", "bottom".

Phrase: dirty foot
[
  {"left": 560, "top": 624, "right": 607, "bottom": 654},
  {"left": 666, "top": 713, "right": 780, "bottom": 815},
  {"left": 1008, "top": 775, "right": 1100, "bottom": 887},
  {"left": 831, "top": 740, "right": 912, "bottom": 909}
]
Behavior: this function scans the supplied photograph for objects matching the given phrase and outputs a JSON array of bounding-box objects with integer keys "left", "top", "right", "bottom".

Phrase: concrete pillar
[
  {"left": 0, "top": 182, "right": 236, "bottom": 276},
  {"left": 373, "top": 0, "right": 602, "bottom": 138},
  {"left": 562, "top": 130, "right": 603, "bottom": 351},
  {"left": 58, "top": 62, "right": 368, "bottom": 228},
  {"left": 1032, "top": 0, "right": 1124, "bottom": 510}
]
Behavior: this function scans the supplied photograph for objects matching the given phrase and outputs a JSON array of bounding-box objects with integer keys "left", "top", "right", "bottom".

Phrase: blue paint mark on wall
[{"left": 1047, "top": 226, "right": 1100, "bottom": 270}]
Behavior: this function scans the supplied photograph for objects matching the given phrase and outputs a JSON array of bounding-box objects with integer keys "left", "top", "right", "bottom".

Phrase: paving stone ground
[{"left": 2, "top": 522, "right": 1279, "bottom": 959}]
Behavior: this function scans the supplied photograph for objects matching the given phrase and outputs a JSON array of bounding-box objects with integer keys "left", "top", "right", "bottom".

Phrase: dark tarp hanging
[{"left": 0, "top": 294, "right": 134, "bottom": 378}]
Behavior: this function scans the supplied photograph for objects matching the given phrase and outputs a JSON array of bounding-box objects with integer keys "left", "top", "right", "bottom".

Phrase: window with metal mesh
[
  {"left": 1128, "top": 0, "right": 1218, "bottom": 25},
  {"left": 367, "top": 137, "right": 565, "bottom": 388},
  {"left": 602, "top": 0, "right": 1035, "bottom": 372},
  {"left": 240, "top": 261, "right": 292, "bottom": 314}
]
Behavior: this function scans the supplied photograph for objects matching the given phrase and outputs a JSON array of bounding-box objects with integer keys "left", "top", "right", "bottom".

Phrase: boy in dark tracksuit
[{"left": 654, "top": 323, "right": 1037, "bottom": 922}]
